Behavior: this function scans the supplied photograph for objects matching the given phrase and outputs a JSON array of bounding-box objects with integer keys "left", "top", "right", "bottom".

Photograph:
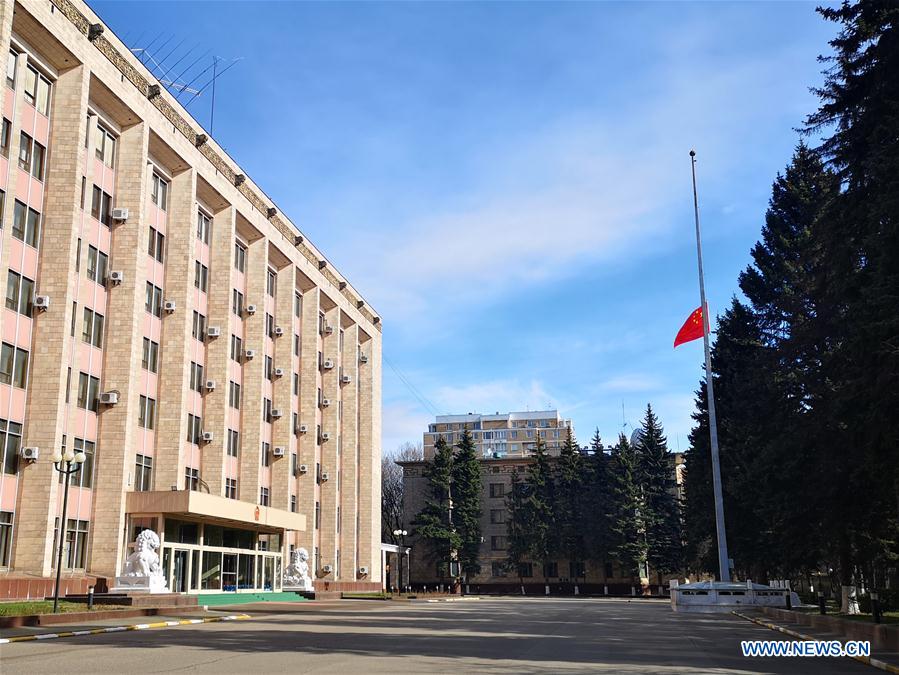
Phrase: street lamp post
[
  {"left": 392, "top": 529, "right": 407, "bottom": 593},
  {"left": 51, "top": 446, "right": 87, "bottom": 613}
]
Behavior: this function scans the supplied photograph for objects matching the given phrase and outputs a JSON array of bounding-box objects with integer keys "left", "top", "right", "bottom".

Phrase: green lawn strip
[{"left": 0, "top": 600, "right": 131, "bottom": 616}]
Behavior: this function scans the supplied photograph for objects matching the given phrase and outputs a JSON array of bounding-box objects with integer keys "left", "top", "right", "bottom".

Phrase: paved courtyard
[{"left": 0, "top": 597, "right": 871, "bottom": 673}]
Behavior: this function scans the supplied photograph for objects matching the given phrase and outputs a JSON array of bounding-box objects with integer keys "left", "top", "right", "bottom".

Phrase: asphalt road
[{"left": 0, "top": 597, "right": 872, "bottom": 674}]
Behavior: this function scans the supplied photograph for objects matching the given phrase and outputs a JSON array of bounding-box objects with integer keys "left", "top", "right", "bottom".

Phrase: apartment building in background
[
  {"left": 403, "top": 410, "right": 683, "bottom": 593},
  {"left": 0, "top": 0, "right": 381, "bottom": 598}
]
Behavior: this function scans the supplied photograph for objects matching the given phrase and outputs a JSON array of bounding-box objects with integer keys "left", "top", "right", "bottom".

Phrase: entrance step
[
  {"left": 61, "top": 592, "right": 199, "bottom": 608},
  {"left": 200, "top": 591, "right": 308, "bottom": 606}
]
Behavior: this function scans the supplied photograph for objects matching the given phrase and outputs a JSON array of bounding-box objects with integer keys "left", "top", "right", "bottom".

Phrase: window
[
  {"left": 265, "top": 313, "right": 274, "bottom": 339},
  {"left": 24, "top": 65, "right": 51, "bottom": 116},
  {"left": 191, "top": 312, "right": 206, "bottom": 340},
  {"left": 189, "top": 362, "right": 204, "bottom": 393},
  {"left": 147, "top": 226, "right": 164, "bottom": 262},
  {"left": 518, "top": 562, "right": 533, "bottom": 578},
  {"left": 0, "top": 118, "right": 10, "bottom": 157},
  {"left": 186, "top": 414, "right": 202, "bottom": 444},
  {"left": 293, "top": 334, "right": 299, "bottom": 357},
  {"left": 90, "top": 186, "right": 112, "bottom": 226},
  {"left": 135, "top": 454, "right": 153, "bottom": 491},
  {"left": 263, "top": 398, "right": 272, "bottom": 424},
  {"left": 491, "top": 562, "right": 508, "bottom": 577},
  {"left": 0, "top": 418, "right": 22, "bottom": 475},
  {"left": 234, "top": 242, "right": 246, "bottom": 272},
  {"left": 194, "top": 261, "right": 208, "bottom": 292},
  {"left": 76, "top": 238, "right": 82, "bottom": 272},
  {"left": 293, "top": 373, "right": 299, "bottom": 396},
  {"left": 490, "top": 509, "right": 505, "bottom": 524},
  {"left": 81, "top": 307, "right": 104, "bottom": 348},
  {"left": 569, "top": 561, "right": 586, "bottom": 579},
  {"left": 137, "top": 395, "right": 156, "bottom": 429},
  {"left": 6, "top": 50, "right": 16, "bottom": 89},
  {"left": 145, "top": 283, "right": 163, "bottom": 317},
  {"left": 141, "top": 338, "right": 159, "bottom": 373},
  {"left": 264, "top": 355, "right": 273, "bottom": 381},
  {"left": 5, "top": 270, "right": 34, "bottom": 317},
  {"left": 231, "top": 289, "right": 244, "bottom": 316},
  {"left": 225, "top": 478, "right": 238, "bottom": 499},
  {"left": 151, "top": 173, "right": 168, "bottom": 210},
  {"left": 66, "top": 438, "right": 95, "bottom": 489},
  {"left": 94, "top": 122, "right": 116, "bottom": 168},
  {"left": 12, "top": 200, "right": 40, "bottom": 248},
  {"left": 290, "top": 495, "right": 297, "bottom": 513},
  {"left": 0, "top": 342, "right": 29, "bottom": 389},
  {"left": 229, "top": 381, "right": 241, "bottom": 409},
  {"left": 230, "top": 335, "right": 243, "bottom": 362},
  {"left": 76, "top": 372, "right": 99, "bottom": 412},
  {"left": 291, "top": 452, "right": 297, "bottom": 475},
  {"left": 491, "top": 536, "right": 507, "bottom": 551},
  {"left": 315, "top": 501, "right": 321, "bottom": 529},
  {"left": 542, "top": 562, "right": 558, "bottom": 579},
  {"left": 259, "top": 487, "right": 270, "bottom": 507},
  {"left": 489, "top": 483, "right": 505, "bottom": 499},
  {"left": 0, "top": 511, "right": 12, "bottom": 566},
  {"left": 266, "top": 269, "right": 276, "bottom": 297},
  {"left": 87, "top": 246, "right": 108, "bottom": 284},
  {"left": 294, "top": 292, "right": 301, "bottom": 317},
  {"left": 55, "top": 518, "right": 89, "bottom": 570},
  {"left": 226, "top": 429, "right": 239, "bottom": 457},
  {"left": 261, "top": 442, "right": 270, "bottom": 467},
  {"left": 196, "top": 210, "right": 211, "bottom": 244},
  {"left": 71, "top": 302, "right": 76, "bottom": 336},
  {"left": 604, "top": 562, "right": 614, "bottom": 579},
  {"left": 185, "top": 467, "right": 200, "bottom": 491}
]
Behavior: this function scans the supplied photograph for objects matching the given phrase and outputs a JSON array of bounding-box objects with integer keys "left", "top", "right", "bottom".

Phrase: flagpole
[{"left": 689, "top": 150, "right": 731, "bottom": 582}]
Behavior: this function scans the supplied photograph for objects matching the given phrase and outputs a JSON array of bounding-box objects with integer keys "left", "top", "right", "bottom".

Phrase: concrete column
[
  {"left": 154, "top": 167, "right": 197, "bottom": 492},
  {"left": 339, "top": 322, "right": 359, "bottom": 580},
  {"left": 12, "top": 64, "right": 90, "bottom": 575},
  {"left": 357, "top": 330, "right": 381, "bottom": 580},
  {"left": 318, "top": 304, "right": 340, "bottom": 578},
  {"left": 270, "top": 264, "right": 295, "bottom": 510},
  {"left": 295, "top": 286, "right": 320, "bottom": 556}
]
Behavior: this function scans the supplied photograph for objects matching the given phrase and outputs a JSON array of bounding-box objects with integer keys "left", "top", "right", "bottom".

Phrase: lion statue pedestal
[
  {"left": 111, "top": 529, "right": 169, "bottom": 594},
  {"left": 282, "top": 547, "right": 314, "bottom": 592}
]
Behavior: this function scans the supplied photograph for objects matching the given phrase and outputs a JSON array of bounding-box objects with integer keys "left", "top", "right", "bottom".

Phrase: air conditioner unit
[
  {"left": 273, "top": 367, "right": 285, "bottom": 378},
  {"left": 298, "top": 464, "right": 309, "bottom": 474},
  {"left": 340, "top": 374, "right": 351, "bottom": 385},
  {"left": 244, "top": 349, "right": 256, "bottom": 360},
  {"left": 207, "top": 326, "right": 221, "bottom": 338},
  {"left": 359, "top": 354, "right": 369, "bottom": 364},
  {"left": 33, "top": 295, "right": 50, "bottom": 310},
  {"left": 274, "top": 326, "right": 284, "bottom": 337},
  {"left": 321, "top": 564, "right": 333, "bottom": 574},
  {"left": 323, "top": 325, "right": 334, "bottom": 335},
  {"left": 245, "top": 304, "right": 257, "bottom": 315},
  {"left": 322, "top": 359, "right": 334, "bottom": 370},
  {"left": 204, "top": 379, "right": 216, "bottom": 392},
  {"left": 270, "top": 408, "right": 283, "bottom": 419},
  {"left": 99, "top": 391, "right": 119, "bottom": 405},
  {"left": 108, "top": 270, "right": 124, "bottom": 285},
  {"left": 19, "top": 446, "right": 39, "bottom": 461},
  {"left": 358, "top": 566, "right": 369, "bottom": 576},
  {"left": 163, "top": 300, "right": 176, "bottom": 313},
  {"left": 272, "top": 446, "right": 285, "bottom": 457},
  {"left": 111, "top": 207, "right": 129, "bottom": 221},
  {"left": 321, "top": 398, "right": 331, "bottom": 408},
  {"left": 298, "top": 424, "right": 308, "bottom": 434},
  {"left": 320, "top": 471, "right": 330, "bottom": 482},
  {"left": 320, "top": 432, "right": 331, "bottom": 442},
  {"left": 201, "top": 431, "right": 214, "bottom": 443}
]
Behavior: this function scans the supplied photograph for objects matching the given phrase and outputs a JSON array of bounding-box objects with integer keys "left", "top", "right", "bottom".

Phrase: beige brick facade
[{"left": 0, "top": 0, "right": 381, "bottom": 594}]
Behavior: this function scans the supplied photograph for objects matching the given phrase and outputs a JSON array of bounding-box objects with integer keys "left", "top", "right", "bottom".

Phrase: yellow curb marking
[
  {"left": 0, "top": 613, "right": 251, "bottom": 645},
  {"left": 732, "top": 610, "right": 899, "bottom": 674}
]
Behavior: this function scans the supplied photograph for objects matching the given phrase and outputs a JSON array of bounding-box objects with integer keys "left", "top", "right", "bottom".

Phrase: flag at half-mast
[{"left": 674, "top": 305, "right": 705, "bottom": 348}]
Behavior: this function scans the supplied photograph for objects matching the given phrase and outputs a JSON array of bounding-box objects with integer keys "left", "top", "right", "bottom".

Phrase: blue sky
[{"left": 93, "top": 1, "right": 837, "bottom": 454}]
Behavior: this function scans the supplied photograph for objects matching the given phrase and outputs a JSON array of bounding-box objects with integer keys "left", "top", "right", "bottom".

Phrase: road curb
[
  {"left": 0, "top": 613, "right": 251, "bottom": 644},
  {"left": 732, "top": 610, "right": 899, "bottom": 674},
  {"left": 424, "top": 597, "right": 481, "bottom": 603}
]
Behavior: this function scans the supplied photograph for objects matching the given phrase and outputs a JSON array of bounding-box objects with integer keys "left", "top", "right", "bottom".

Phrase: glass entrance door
[
  {"left": 222, "top": 553, "right": 238, "bottom": 591},
  {"left": 172, "top": 549, "right": 189, "bottom": 593}
]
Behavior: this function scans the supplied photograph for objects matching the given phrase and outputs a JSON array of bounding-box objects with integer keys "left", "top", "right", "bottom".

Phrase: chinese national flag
[{"left": 674, "top": 306, "right": 705, "bottom": 348}]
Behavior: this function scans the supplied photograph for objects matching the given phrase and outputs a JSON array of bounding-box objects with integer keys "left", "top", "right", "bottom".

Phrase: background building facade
[
  {"left": 0, "top": 0, "right": 381, "bottom": 597},
  {"left": 424, "top": 410, "right": 572, "bottom": 460}
]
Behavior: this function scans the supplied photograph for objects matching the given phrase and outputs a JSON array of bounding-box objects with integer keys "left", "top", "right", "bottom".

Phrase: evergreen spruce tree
[
  {"left": 524, "top": 432, "right": 557, "bottom": 585},
  {"left": 506, "top": 469, "right": 530, "bottom": 593},
  {"left": 412, "top": 436, "right": 461, "bottom": 578},
  {"left": 452, "top": 428, "right": 483, "bottom": 585},
  {"left": 634, "top": 405, "right": 683, "bottom": 575},
  {"left": 556, "top": 427, "right": 586, "bottom": 584},
  {"left": 610, "top": 433, "right": 647, "bottom": 578},
  {"left": 583, "top": 429, "right": 614, "bottom": 570}
]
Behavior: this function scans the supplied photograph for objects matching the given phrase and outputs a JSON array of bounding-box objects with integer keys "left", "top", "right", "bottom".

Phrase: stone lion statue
[
  {"left": 123, "top": 529, "right": 163, "bottom": 577},
  {"left": 283, "top": 547, "right": 313, "bottom": 590}
]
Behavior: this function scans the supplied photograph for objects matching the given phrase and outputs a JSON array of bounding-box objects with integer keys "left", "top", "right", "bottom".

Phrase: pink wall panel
[
  {"left": 0, "top": 475, "right": 17, "bottom": 510},
  {"left": 0, "top": 385, "right": 27, "bottom": 422},
  {"left": 1, "top": 309, "right": 19, "bottom": 343},
  {"left": 28, "top": 176, "right": 43, "bottom": 204},
  {"left": 136, "top": 429, "right": 155, "bottom": 458},
  {"left": 14, "top": 315, "right": 32, "bottom": 348},
  {"left": 19, "top": 104, "right": 34, "bottom": 133},
  {"left": 77, "top": 343, "right": 102, "bottom": 377},
  {"left": 14, "top": 170, "right": 29, "bottom": 201},
  {"left": 228, "top": 408, "right": 240, "bottom": 429},
  {"left": 74, "top": 409, "right": 97, "bottom": 439},
  {"left": 33, "top": 111, "right": 49, "bottom": 144},
  {"left": 2, "top": 89, "right": 12, "bottom": 118},
  {"left": 71, "top": 487, "right": 93, "bottom": 518},
  {"left": 0, "top": 156, "right": 8, "bottom": 189}
]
